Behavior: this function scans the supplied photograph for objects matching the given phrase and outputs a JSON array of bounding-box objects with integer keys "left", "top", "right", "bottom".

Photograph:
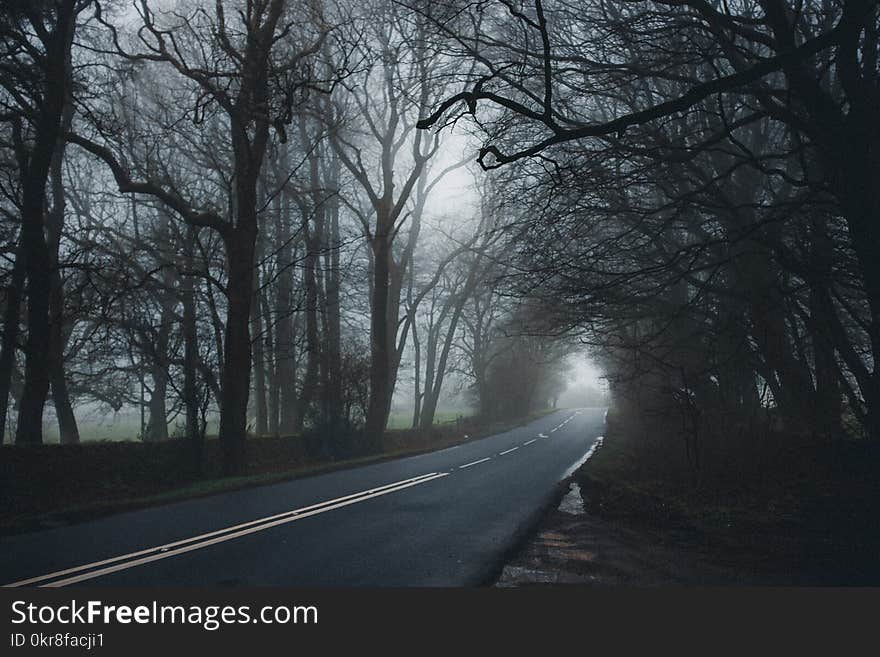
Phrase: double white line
[{"left": 5, "top": 471, "right": 448, "bottom": 588}]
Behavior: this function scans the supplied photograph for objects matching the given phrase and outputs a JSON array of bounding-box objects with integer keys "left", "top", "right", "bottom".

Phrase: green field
[
  {"left": 35, "top": 410, "right": 470, "bottom": 442},
  {"left": 40, "top": 414, "right": 219, "bottom": 443}
]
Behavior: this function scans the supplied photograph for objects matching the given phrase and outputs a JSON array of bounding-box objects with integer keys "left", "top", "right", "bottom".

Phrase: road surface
[{"left": 1, "top": 408, "right": 605, "bottom": 587}]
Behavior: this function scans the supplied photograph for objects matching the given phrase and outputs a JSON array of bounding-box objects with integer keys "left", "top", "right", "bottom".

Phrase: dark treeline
[
  {"left": 415, "top": 0, "right": 879, "bottom": 479},
  {"left": 0, "top": 0, "right": 571, "bottom": 476},
  {"left": 2, "top": 0, "right": 878, "bottom": 483}
]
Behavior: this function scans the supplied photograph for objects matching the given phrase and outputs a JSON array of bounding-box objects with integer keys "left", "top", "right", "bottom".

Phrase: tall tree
[
  {"left": 329, "top": 1, "right": 467, "bottom": 442},
  {"left": 417, "top": 0, "right": 880, "bottom": 435},
  {"left": 0, "top": 0, "right": 89, "bottom": 444},
  {"left": 72, "top": 0, "right": 331, "bottom": 471}
]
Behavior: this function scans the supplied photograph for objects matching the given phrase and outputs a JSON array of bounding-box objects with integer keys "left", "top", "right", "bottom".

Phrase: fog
[{"left": 2, "top": 0, "right": 876, "bottom": 464}]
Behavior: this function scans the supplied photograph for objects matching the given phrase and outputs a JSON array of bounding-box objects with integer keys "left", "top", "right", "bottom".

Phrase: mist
[{"left": 2, "top": 0, "right": 878, "bottom": 589}]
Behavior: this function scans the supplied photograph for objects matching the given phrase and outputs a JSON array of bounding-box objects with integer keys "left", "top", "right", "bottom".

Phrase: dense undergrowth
[{"left": 578, "top": 407, "right": 880, "bottom": 584}]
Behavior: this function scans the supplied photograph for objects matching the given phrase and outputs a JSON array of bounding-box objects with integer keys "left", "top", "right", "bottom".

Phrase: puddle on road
[{"left": 558, "top": 482, "right": 586, "bottom": 516}]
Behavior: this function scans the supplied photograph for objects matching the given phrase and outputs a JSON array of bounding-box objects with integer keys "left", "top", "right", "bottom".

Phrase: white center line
[
  {"left": 523, "top": 438, "right": 537, "bottom": 446},
  {"left": 499, "top": 447, "right": 519, "bottom": 456},
  {"left": 459, "top": 457, "right": 491, "bottom": 469},
  {"left": 6, "top": 472, "right": 448, "bottom": 588}
]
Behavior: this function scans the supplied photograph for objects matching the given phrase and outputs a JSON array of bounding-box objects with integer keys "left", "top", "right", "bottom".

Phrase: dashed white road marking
[
  {"left": 459, "top": 457, "right": 491, "bottom": 469},
  {"left": 499, "top": 447, "right": 519, "bottom": 456},
  {"left": 537, "top": 433, "right": 548, "bottom": 439},
  {"left": 523, "top": 438, "right": 537, "bottom": 446}
]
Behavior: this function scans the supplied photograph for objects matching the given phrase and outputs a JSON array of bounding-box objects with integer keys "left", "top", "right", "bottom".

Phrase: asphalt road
[{"left": 1, "top": 408, "right": 605, "bottom": 587}]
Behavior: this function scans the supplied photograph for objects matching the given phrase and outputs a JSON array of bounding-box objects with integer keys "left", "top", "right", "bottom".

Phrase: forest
[{"left": 1, "top": 0, "right": 879, "bottom": 567}]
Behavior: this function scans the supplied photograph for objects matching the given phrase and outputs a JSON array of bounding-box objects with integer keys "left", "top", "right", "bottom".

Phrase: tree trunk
[
  {"left": 14, "top": 0, "right": 77, "bottom": 446},
  {"left": 262, "top": 288, "right": 279, "bottom": 436},
  {"left": 275, "top": 212, "right": 298, "bottom": 435},
  {"left": 48, "top": 269, "right": 79, "bottom": 445},
  {"left": 218, "top": 224, "right": 256, "bottom": 474},
  {"left": 740, "top": 247, "right": 815, "bottom": 430},
  {"left": 323, "top": 155, "right": 343, "bottom": 429},
  {"left": 144, "top": 365, "right": 169, "bottom": 442},
  {"left": 833, "top": 117, "right": 880, "bottom": 439},
  {"left": 182, "top": 229, "right": 202, "bottom": 472},
  {"left": 251, "top": 264, "right": 268, "bottom": 435},
  {"left": 420, "top": 293, "right": 470, "bottom": 430},
  {"left": 292, "top": 243, "right": 320, "bottom": 433},
  {"left": 0, "top": 244, "right": 25, "bottom": 444},
  {"left": 411, "top": 318, "right": 422, "bottom": 429},
  {"left": 807, "top": 218, "right": 842, "bottom": 439},
  {"left": 45, "top": 31, "right": 79, "bottom": 445},
  {"left": 144, "top": 282, "right": 176, "bottom": 442},
  {"left": 420, "top": 321, "right": 438, "bottom": 430},
  {"left": 364, "top": 233, "right": 394, "bottom": 446},
  {"left": 16, "top": 188, "right": 53, "bottom": 445}
]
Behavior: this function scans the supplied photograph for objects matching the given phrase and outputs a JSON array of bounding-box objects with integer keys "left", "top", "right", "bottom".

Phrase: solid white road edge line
[
  {"left": 5, "top": 472, "right": 446, "bottom": 588},
  {"left": 561, "top": 436, "right": 605, "bottom": 479}
]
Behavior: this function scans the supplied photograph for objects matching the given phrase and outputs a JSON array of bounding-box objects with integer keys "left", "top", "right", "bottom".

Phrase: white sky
[
  {"left": 422, "top": 130, "right": 481, "bottom": 218},
  {"left": 567, "top": 354, "right": 606, "bottom": 391}
]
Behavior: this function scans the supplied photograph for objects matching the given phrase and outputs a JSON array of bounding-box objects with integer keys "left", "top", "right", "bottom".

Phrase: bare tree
[
  {"left": 70, "top": 0, "right": 331, "bottom": 471},
  {"left": 328, "top": 1, "right": 471, "bottom": 442},
  {"left": 417, "top": 0, "right": 880, "bottom": 435}
]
